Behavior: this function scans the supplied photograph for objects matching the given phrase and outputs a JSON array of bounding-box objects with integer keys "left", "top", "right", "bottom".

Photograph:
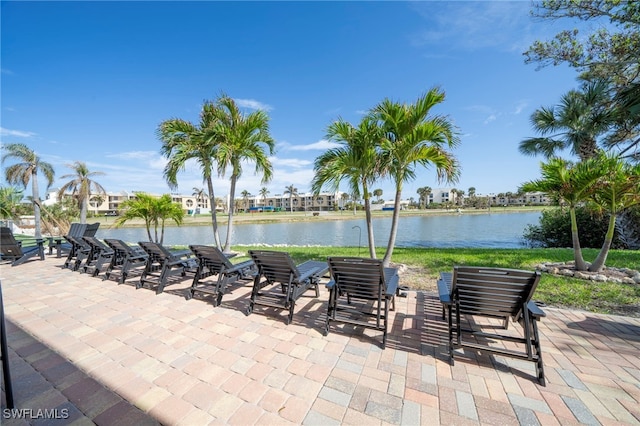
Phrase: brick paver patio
[{"left": 1, "top": 255, "right": 639, "bottom": 425}]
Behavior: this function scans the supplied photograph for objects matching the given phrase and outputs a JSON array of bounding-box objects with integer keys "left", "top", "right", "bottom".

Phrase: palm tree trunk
[
  {"left": 206, "top": 177, "right": 222, "bottom": 250},
  {"left": 145, "top": 220, "right": 153, "bottom": 242},
  {"left": 570, "top": 208, "right": 588, "bottom": 271},
  {"left": 362, "top": 183, "right": 376, "bottom": 258},
  {"left": 31, "top": 171, "right": 42, "bottom": 239},
  {"left": 80, "top": 197, "right": 88, "bottom": 224},
  {"left": 588, "top": 213, "right": 616, "bottom": 272},
  {"left": 160, "top": 219, "right": 165, "bottom": 245},
  {"left": 223, "top": 176, "right": 238, "bottom": 253},
  {"left": 382, "top": 184, "right": 403, "bottom": 267}
]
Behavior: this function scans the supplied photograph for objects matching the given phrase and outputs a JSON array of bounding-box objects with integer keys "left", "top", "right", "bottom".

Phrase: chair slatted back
[
  {"left": 249, "top": 250, "right": 300, "bottom": 285},
  {"left": 451, "top": 266, "right": 541, "bottom": 320},
  {"left": 82, "top": 236, "right": 112, "bottom": 255},
  {"left": 328, "top": 257, "right": 385, "bottom": 302},
  {"left": 104, "top": 239, "right": 142, "bottom": 257},
  {"left": 0, "top": 227, "right": 23, "bottom": 259},
  {"left": 190, "top": 245, "right": 233, "bottom": 274},
  {"left": 67, "top": 223, "right": 87, "bottom": 238},
  {"left": 83, "top": 223, "right": 100, "bottom": 238}
]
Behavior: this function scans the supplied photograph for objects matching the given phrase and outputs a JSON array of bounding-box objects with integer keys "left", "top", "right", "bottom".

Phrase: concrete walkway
[{"left": 1, "top": 255, "right": 639, "bottom": 425}]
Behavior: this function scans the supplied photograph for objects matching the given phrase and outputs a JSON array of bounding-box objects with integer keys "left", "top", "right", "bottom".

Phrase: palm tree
[
  {"left": 372, "top": 88, "right": 460, "bottom": 266},
  {"left": 210, "top": 94, "right": 275, "bottom": 253},
  {"left": 519, "top": 80, "right": 615, "bottom": 161},
  {"left": 192, "top": 187, "right": 207, "bottom": 209},
  {"left": 2, "top": 143, "right": 55, "bottom": 238},
  {"left": 586, "top": 154, "right": 640, "bottom": 272},
  {"left": 284, "top": 185, "right": 298, "bottom": 213},
  {"left": 240, "top": 190, "right": 251, "bottom": 212},
  {"left": 0, "top": 187, "right": 24, "bottom": 220},
  {"left": 57, "top": 161, "right": 106, "bottom": 223},
  {"left": 311, "top": 117, "right": 384, "bottom": 258},
  {"left": 520, "top": 158, "right": 603, "bottom": 271},
  {"left": 259, "top": 187, "right": 270, "bottom": 207},
  {"left": 468, "top": 187, "right": 476, "bottom": 197},
  {"left": 90, "top": 194, "right": 105, "bottom": 215},
  {"left": 115, "top": 193, "right": 183, "bottom": 244},
  {"left": 340, "top": 192, "right": 349, "bottom": 211},
  {"left": 373, "top": 188, "right": 383, "bottom": 203},
  {"left": 417, "top": 186, "right": 431, "bottom": 209},
  {"left": 158, "top": 101, "right": 223, "bottom": 250}
]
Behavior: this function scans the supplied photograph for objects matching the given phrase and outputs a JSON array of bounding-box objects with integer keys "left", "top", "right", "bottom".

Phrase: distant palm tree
[
  {"left": 211, "top": 94, "right": 275, "bottom": 253},
  {"left": 115, "top": 193, "right": 183, "bottom": 244},
  {"left": 372, "top": 88, "right": 460, "bottom": 266},
  {"left": 2, "top": 143, "right": 55, "bottom": 238},
  {"left": 519, "top": 80, "right": 614, "bottom": 161},
  {"left": 192, "top": 187, "right": 207, "bottom": 209},
  {"left": 240, "top": 190, "right": 251, "bottom": 212},
  {"left": 416, "top": 186, "right": 431, "bottom": 209},
  {"left": 468, "top": 187, "right": 476, "bottom": 197},
  {"left": 373, "top": 188, "right": 383, "bottom": 202},
  {"left": 340, "top": 192, "right": 349, "bottom": 211},
  {"left": 284, "top": 185, "right": 298, "bottom": 213},
  {"left": 57, "top": 161, "right": 106, "bottom": 223},
  {"left": 159, "top": 101, "right": 223, "bottom": 250},
  {"left": 90, "top": 194, "right": 105, "bottom": 215},
  {"left": 311, "top": 117, "right": 384, "bottom": 258},
  {"left": 259, "top": 187, "right": 270, "bottom": 207}
]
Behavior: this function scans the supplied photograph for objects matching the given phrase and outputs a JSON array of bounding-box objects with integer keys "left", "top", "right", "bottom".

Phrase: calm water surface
[{"left": 98, "top": 211, "right": 540, "bottom": 248}]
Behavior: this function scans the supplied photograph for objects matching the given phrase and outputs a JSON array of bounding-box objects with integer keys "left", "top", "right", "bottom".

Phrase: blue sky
[{"left": 2, "top": 1, "right": 580, "bottom": 201}]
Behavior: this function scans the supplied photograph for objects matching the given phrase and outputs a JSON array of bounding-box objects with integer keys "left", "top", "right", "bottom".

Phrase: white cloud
[
  {"left": 0, "top": 127, "right": 36, "bottom": 138},
  {"left": 484, "top": 114, "right": 498, "bottom": 124},
  {"left": 513, "top": 101, "right": 528, "bottom": 115},
  {"left": 288, "top": 139, "right": 340, "bottom": 151},
  {"left": 410, "top": 2, "right": 533, "bottom": 52},
  {"left": 270, "top": 156, "right": 312, "bottom": 168},
  {"left": 234, "top": 98, "right": 273, "bottom": 111}
]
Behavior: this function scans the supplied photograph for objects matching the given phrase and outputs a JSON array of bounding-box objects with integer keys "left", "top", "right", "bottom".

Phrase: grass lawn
[{"left": 232, "top": 245, "right": 640, "bottom": 317}]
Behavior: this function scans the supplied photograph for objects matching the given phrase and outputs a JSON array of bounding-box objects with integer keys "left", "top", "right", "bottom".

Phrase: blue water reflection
[{"left": 98, "top": 211, "right": 541, "bottom": 249}]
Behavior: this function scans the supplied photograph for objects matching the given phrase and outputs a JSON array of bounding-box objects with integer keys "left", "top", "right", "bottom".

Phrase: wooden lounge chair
[
  {"left": 438, "top": 266, "right": 546, "bottom": 385},
  {"left": 0, "top": 227, "right": 45, "bottom": 266},
  {"left": 325, "top": 257, "right": 399, "bottom": 349},
  {"left": 81, "top": 236, "right": 115, "bottom": 277},
  {"left": 187, "top": 245, "right": 257, "bottom": 306},
  {"left": 0, "top": 282, "right": 14, "bottom": 408},
  {"left": 102, "top": 239, "right": 149, "bottom": 284},
  {"left": 248, "top": 250, "right": 328, "bottom": 324},
  {"left": 138, "top": 241, "right": 197, "bottom": 294}
]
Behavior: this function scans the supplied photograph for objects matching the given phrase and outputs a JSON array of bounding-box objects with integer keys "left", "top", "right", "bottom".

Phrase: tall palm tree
[
  {"left": 210, "top": 94, "right": 275, "bottom": 253},
  {"left": 372, "top": 88, "right": 460, "bottom": 266},
  {"left": 520, "top": 158, "right": 603, "bottom": 271},
  {"left": 284, "top": 185, "right": 298, "bottom": 213},
  {"left": 311, "top": 117, "right": 384, "bottom": 258},
  {"left": 158, "top": 101, "right": 223, "bottom": 250},
  {"left": 240, "top": 190, "right": 251, "bottom": 212},
  {"left": 520, "top": 80, "right": 615, "bottom": 161},
  {"left": 115, "top": 193, "right": 183, "bottom": 244},
  {"left": 57, "top": 161, "right": 106, "bottom": 223},
  {"left": 259, "top": 187, "right": 270, "bottom": 207},
  {"left": 587, "top": 154, "right": 640, "bottom": 272},
  {"left": 2, "top": 143, "right": 55, "bottom": 238}
]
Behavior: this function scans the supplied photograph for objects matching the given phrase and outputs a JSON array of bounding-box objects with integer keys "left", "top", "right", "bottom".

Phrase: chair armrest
[
  {"left": 527, "top": 301, "right": 546, "bottom": 318},
  {"left": 225, "top": 260, "right": 255, "bottom": 274},
  {"left": 297, "top": 267, "right": 321, "bottom": 283},
  {"left": 325, "top": 279, "right": 336, "bottom": 290},
  {"left": 437, "top": 277, "right": 451, "bottom": 305},
  {"left": 385, "top": 274, "right": 399, "bottom": 298}
]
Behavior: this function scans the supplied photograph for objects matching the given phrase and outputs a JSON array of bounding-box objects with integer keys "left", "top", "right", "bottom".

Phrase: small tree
[{"left": 115, "top": 193, "right": 184, "bottom": 244}]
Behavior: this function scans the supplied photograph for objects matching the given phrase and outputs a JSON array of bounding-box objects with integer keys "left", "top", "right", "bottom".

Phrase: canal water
[{"left": 97, "top": 211, "right": 541, "bottom": 249}]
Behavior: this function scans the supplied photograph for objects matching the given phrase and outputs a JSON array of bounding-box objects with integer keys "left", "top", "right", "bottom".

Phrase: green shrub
[{"left": 523, "top": 207, "right": 623, "bottom": 249}]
